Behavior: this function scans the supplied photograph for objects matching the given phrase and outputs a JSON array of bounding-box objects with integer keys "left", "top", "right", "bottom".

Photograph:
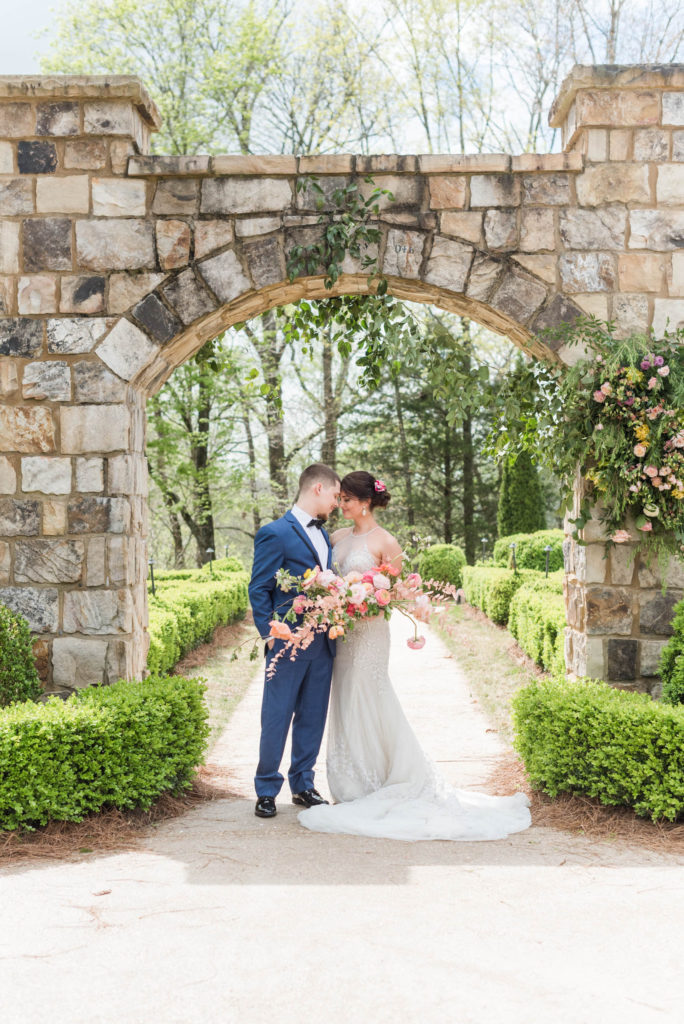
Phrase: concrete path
[{"left": 2, "top": 617, "right": 683, "bottom": 1024}]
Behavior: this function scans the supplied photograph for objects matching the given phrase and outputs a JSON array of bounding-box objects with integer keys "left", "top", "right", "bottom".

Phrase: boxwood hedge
[
  {"left": 462, "top": 566, "right": 538, "bottom": 625},
  {"left": 493, "top": 529, "right": 565, "bottom": 572},
  {"left": 418, "top": 543, "right": 466, "bottom": 588},
  {"left": 0, "top": 674, "right": 209, "bottom": 831},
  {"left": 513, "top": 676, "right": 684, "bottom": 821},
  {"left": 508, "top": 573, "right": 566, "bottom": 677}
]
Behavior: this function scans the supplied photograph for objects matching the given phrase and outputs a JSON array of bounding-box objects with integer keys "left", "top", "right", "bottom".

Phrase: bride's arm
[{"left": 382, "top": 534, "right": 403, "bottom": 574}]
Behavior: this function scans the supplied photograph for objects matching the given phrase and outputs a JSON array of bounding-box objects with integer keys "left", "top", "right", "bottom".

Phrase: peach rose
[
  {"left": 375, "top": 589, "right": 391, "bottom": 606},
  {"left": 633, "top": 444, "right": 647, "bottom": 458},
  {"left": 269, "top": 620, "right": 293, "bottom": 640}
]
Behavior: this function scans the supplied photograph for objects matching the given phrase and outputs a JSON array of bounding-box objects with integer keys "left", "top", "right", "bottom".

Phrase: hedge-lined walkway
[{"left": 2, "top": 616, "right": 683, "bottom": 1024}]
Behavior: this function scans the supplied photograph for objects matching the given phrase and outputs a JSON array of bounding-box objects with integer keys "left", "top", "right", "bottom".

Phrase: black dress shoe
[
  {"left": 255, "top": 796, "right": 277, "bottom": 818},
  {"left": 292, "top": 789, "right": 329, "bottom": 808}
]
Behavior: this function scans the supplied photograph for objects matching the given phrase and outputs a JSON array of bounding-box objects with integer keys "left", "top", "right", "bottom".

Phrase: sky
[{"left": 1, "top": 0, "right": 57, "bottom": 75}]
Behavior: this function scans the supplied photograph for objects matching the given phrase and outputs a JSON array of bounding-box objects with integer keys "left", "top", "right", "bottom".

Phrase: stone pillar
[{"left": 0, "top": 78, "right": 159, "bottom": 689}]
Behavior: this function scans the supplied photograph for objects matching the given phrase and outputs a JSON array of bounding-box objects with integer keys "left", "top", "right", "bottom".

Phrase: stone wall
[{"left": 0, "top": 66, "right": 683, "bottom": 690}]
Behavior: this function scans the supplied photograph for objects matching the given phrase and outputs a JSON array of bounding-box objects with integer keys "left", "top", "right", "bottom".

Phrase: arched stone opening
[{"left": 2, "top": 65, "right": 684, "bottom": 691}]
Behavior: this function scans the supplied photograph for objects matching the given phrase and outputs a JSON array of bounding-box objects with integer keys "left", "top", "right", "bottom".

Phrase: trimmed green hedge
[
  {"left": 147, "top": 572, "right": 249, "bottom": 675},
  {"left": 462, "top": 566, "right": 540, "bottom": 625},
  {"left": 659, "top": 598, "right": 684, "bottom": 706},
  {"left": 513, "top": 676, "right": 684, "bottom": 821},
  {"left": 508, "top": 573, "right": 566, "bottom": 677},
  {"left": 152, "top": 556, "right": 244, "bottom": 582},
  {"left": 493, "top": 529, "right": 565, "bottom": 572},
  {"left": 418, "top": 543, "right": 466, "bottom": 588},
  {"left": 0, "top": 604, "right": 42, "bottom": 707},
  {"left": 0, "top": 675, "right": 209, "bottom": 831}
]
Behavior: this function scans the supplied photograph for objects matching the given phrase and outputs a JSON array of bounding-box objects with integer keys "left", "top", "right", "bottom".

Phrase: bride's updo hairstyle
[{"left": 340, "top": 471, "right": 391, "bottom": 510}]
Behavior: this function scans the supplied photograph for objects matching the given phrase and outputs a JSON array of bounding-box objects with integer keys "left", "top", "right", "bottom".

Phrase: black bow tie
[{"left": 307, "top": 517, "right": 325, "bottom": 530}]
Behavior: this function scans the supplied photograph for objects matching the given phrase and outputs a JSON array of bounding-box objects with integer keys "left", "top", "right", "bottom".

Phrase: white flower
[{"left": 372, "top": 573, "right": 391, "bottom": 590}]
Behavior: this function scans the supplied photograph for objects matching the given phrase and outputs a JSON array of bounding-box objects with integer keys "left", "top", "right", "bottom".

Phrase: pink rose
[
  {"left": 407, "top": 636, "right": 426, "bottom": 650},
  {"left": 639, "top": 520, "right": 653, "bottom": 532},
  {"left": 375, "top": 589, "right": 391, "bottom": 606},
  {"left": 648, "top": 377, "right": 658, "bottom": 389},
  {"left": 600, "top": 382, "right": 612, "bottom": 395},
  {"left": 633, "top": 444, "right": 647, "bottom": 458},
  {"left": 349, "top": 583, "right": 368, "bottom": 605},
  {"left": 611, "top": 530, "right": 632, "bottom": 544},
  {"left": 361, "top": 571, "right": 375, "bottom": 583},
  {"left": 658, "top": 365, "right": 670, "bottom": 376},
  {"left": 301, "top": 567, "right": 320, "bottom": 589},
  {"left": 405, "top": 572, "right": 422, "bottom": 588},
  {"left": 372, "top": 573, "right": 391, "bottom": 590},
  {"left": 292, "top": 595, "right": 307, "bottom": 615},
  {"left": 645, "top": 465, "right": 658, "bottom": 477},
  {"left": 593, "top": 390, "right": 606, "bottom": 403}
]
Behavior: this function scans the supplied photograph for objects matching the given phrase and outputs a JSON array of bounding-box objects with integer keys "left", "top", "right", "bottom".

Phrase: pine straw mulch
[{"left": 486, "top": 754, "right": 684, "bottom": 856}]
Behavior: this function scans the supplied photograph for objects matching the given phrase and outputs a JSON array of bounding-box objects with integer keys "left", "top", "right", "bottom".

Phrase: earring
[{"left": 362, "top": 507, "right": 367, "bottom": 516}]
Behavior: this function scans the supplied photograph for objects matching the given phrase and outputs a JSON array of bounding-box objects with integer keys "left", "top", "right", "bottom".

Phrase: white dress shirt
[{"left": 291, "top": 504, "right": 329, "bottom": 568}]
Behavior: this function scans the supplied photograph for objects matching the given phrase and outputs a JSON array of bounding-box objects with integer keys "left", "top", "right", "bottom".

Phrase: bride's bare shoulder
[{"left": 330, "top": 526, "right": 352, "bottom": 545}]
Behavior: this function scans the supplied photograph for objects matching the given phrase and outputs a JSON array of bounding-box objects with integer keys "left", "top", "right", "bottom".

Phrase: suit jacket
[{"left": 249, "top": 510, "right": 336, "bottom": 660}]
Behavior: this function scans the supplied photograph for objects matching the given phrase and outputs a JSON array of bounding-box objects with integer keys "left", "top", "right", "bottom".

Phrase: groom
[{"left": 248, "top": 463, "right": 341, "bottom": 818}]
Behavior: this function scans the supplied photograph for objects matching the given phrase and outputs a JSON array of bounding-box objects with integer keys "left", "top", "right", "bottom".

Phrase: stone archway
[{"left": 1, "top": 65, "right": 683, "bottom": 691}]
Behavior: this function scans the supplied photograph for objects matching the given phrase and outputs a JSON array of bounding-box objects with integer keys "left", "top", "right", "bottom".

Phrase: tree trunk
[
  {"left": 321, "top": 330, "right": 337, "bottom": 468},
  {"left": 393, "top": 376, "right": 415, "bottom": 526},
  {"left": 443, "top": 438, "right": 453, "bottom": 544},
  {"left": 462, "top": 413, "right": 476, "bottom": 563},
  {"left": 191, "top": 372, "right": 216, "bottom": 565},
  {"left": 241, "top": 401, "right": 261, "bottom": 537}
]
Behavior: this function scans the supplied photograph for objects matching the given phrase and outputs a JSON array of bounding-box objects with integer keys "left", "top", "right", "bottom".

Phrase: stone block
[
  {"left": 577, "top": 89, "right": 659, "bottom": 128},
  {"left": 0, "top": 318, "right": 42, "bottom": 358},
  {"left": 533, "top": 293, "right": 584, "bottom": 336},
  {"left": 243, "top": 236, "right": 285, "bottom": 288},
  {"left": 559, "top": 207, "right": 626, "bottom": 249},
  {"left": 575, "top": 163, "right": 649, "bottom": 206},
  {"left": 609, "top": 129, "right": 631, "bottom": 161},
  {"left": 67, "top": 496, "right": 130, "bottom": 534},
  {"left": 0, "top": 103, "right": 35, "bottom": 137},
  {"left": 513, "top": 255, "right": 556, "bottom": 285},
  {"left": 465, "top": 256, "right": 503, "bottom": 302},
  {"left": 197, "top": 249, "right": 251, "bottom": 305},
  {"left": 106, "top": 637, "right": 138, "bottom": 683},
  {"left": 469, "top": 174, "right": 520, "bottom": 207},
  {"left": 440, "top": 211, "right": 482, "bottom": 244},
  {"left": 92, "top": 178, "right": 147, "bottom": 216},
  {"left": 23, "top": 218, "right": 72, "bottom": 272},
  {"left": 639, "top": 590, "right": 679, "bottom": 635},
  {"left": 0, "top": 141, "right": 13, "bottom": 174},
  {"left": 0, "top": 498, "right": 40, "bottom": 536},
  {"left": 36, "top": 176, "right": 89, "bottom": 214},
  {"left": 424, "top": 237, "right": 473, "bottom": 291},
  {"left": 656, "top": 164, "right": 684, "bottom": 204},
  {"left": 559, "top": 253, "right": 615, "bottom": 292},
  {"left": 18, "top": 276, "right": 58, "bottom": 315},
  {"left": 613, "top": 294, "right": 649, "bottom": 336},
  {"left": 132, "top": 293, "right": 182, "bottom": 344},
  {"left": 0, "top": 277, "right": 14, "bottom": 316},
  {"left": 42, "top": 500, "right": 67, "bottom": 535},
  {"left": 520, "top": 209, "right": 555, "bottom": 252},
  {"left": 108, "top": 536, "right": 131, "bottom": 585},
  {"left": 484, "top": 210, "right": 518, "bottom": 251},
  {"left": 428, "top": 176, "right": 466, "bottom": 209},
  {"left": 109, "top": 139, "right": 137, "bottom": 175},
  {"left": 653, "top": 298, "right": 684, "bottom": 336},
  {"left": 86, "top": 536, "right": 106, "bottom": 586},
  {"left": 361, "top": 175, "right": 422, "bottom": 210},
  {"left": 156, "top": 220, "right": 191, "bottom": 269},
  {"left": 194, "top": 220, "right": 234, "bottom": 259},
  {"left": 522, "top": 174, "right": 571, "bottom": 205},
  {"left": 0, "top": 361, "right": 19, "bottom": 398},
  {"left": 76, "top": 219, "right": 156, "bottom": 270},
  {"left": 640, "top": 640, "right": 667, "bottom": 676},
  {"left": 64, "top": 139, "right": 107, "bottom": 170},
  {"left": 489, "top": 271, "right": 547, "bottom": 324},
  {"left": 75, "top": 457, "right": 104, "bottom": 492},
  {"left": 21, "top": 456, "right": 71, "bottom": 494},
  {"left": 383, "top": 229, "right": 425, "bottom": 278},
  {"left": 22, "top": 361, "right": 71, "bottom": 401},
  {"left": 0, "top": 407, "right": 55, "bottom": 453},
  {"left": 162, "top": 268, "right": 217, "bottom": 325},
  {"left": 84, "top": 101, "right": 133, "bottom": 136},
  {"left": 0, "top": 456, "right": 16, "bottom": 494},
  {"left": 629, "top": 210, "right": 684, "bottom": 250},
  {"left": 674, "top": 132, "right": 684, "bottom": 162},
  {"left": 108, "top": 273, "right": 165, "bottom": 314},
  {"left": 59, "top": 275, "right": 106, "bottom": 314},
  {"left": 52, "top": 638, "right": 108, "bottom": 689},
  {"left": 340, "top": 240, "right": 379, "bottom": 276},
  {"left": 0, "top": 222, "right": 19, "bottom": 274},
  {"left": 605, "top": 639, "right": 638, "bottom": 681},
  {"left": 618, "top": 253, "right": 665, "bottom": 292},
  {"left": 17, "top": 141, "right": 57, "bottom": 175},
  {"left": 202, "top": 177, "right": 292, "bottom": 215},
  {"left": 15, "top": 539, "right": 84, "bottom": 584},
  {"left": 47, "top": 317, "right": 110, "bottom": 354},
  {"left": 633, "top": 129, "right": 669, "bottom": 162},
  {"left": 235, "top": 216, "right": 281, "bottom": 237},
  {"left": 662, "top": 92, "right": 684, "bottom": 126},
  {"left": 60, "top": 404, "right": 129, "bottom": 453},
  {"left": 0, "top": 179, "right": 33, "bottom": 215},
  {"left": 670, "top": 253, "right": 684, "bottom": 295},
  {"left": 585, "top": 586, "right": 633, "bottom": 635},
  {"left": 152, "top": 178, "right": 199, "bottom": 215},
  {"left": 0, "top": 541, "right": 9, "bottom": 584},
  {"left": 585, "top": 129, "right": 607, "bottom": 161},
  {"left": 36, "top": 102, "right": 79, "bottom": 137},
  {"left": 96, "top": 318, "right": 159, "bottom": 381},
  {"left": 108, "top": 454, "right": 138, "bottom": 494},
  {"left": 0, "top": 586, "right": 58, "bottom": 632},
  {"left": 63, "top": 589, "right": 133, "bottom": 635}
]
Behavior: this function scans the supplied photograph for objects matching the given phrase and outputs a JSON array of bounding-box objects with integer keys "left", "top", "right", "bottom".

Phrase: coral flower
[
  {"left": 375, "top": 589, "right": 391, "bottom": 606},
  {"left": 407, "top": 637, "right": 426, "bottom": 650},
  {"left": 292, "top": 595, "right": 308, "bottom": 615},
  {"left": 269, "top": 620, "right": 294, "bottom": 640}
]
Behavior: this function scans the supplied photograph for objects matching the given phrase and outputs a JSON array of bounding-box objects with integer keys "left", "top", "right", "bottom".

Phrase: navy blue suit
[{"left": 249, "top": 511, "right": 335, "bottom": 798}]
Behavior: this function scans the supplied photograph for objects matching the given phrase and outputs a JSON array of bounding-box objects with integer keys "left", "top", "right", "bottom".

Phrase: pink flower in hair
[{"left": 374, "top": 479, "right": 387, "bottom": 492}]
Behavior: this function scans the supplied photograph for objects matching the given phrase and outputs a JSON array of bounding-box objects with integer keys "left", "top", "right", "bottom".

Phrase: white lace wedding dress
[{"left": 297, "top": 531, "right": 531, "bottom": 841}]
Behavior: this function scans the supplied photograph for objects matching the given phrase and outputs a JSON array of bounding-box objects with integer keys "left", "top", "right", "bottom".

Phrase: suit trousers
[{"left": 255, "top": 647, "right": 334, "bottom": 798}]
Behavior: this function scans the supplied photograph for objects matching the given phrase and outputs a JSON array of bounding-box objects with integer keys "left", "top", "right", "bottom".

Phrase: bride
[{"left": 297, "top": 470, "right": 531, "bottom": 842}]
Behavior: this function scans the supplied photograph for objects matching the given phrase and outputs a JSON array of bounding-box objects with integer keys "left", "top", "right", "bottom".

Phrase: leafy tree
[{"left": 497, "top": 451, "right": 546, "bottom": 538}]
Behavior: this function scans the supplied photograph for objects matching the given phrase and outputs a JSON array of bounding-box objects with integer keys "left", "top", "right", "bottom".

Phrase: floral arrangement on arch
[
  {"left": 492, "top": 319, "right": 684, "bottom": 562},
  {"left": 266, "top": 564, "right": 455, "bottom": 673}
]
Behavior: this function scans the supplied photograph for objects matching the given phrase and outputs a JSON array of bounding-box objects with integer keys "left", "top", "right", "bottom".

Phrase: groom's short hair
[{"left": 297, "top": 463, "right": 340, "bottom": 497}]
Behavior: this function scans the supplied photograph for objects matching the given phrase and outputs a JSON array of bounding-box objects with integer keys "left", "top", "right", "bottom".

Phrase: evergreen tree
[{"left": 497, "top": 452, "right": 546, "bottom": 537}]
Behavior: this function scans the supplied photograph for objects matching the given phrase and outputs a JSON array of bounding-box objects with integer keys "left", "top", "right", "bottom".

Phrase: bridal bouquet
[{"left": 267, "top": 564, "right": 454, "bottom": 670}]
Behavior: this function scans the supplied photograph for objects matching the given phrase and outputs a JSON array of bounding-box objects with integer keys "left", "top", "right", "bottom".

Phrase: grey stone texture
[
  {"left": 23, "top": 218, "right": 72, "bottom": 272},
  {"left": 15, "top": 539, "right": 84, "bottom": 584}
]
